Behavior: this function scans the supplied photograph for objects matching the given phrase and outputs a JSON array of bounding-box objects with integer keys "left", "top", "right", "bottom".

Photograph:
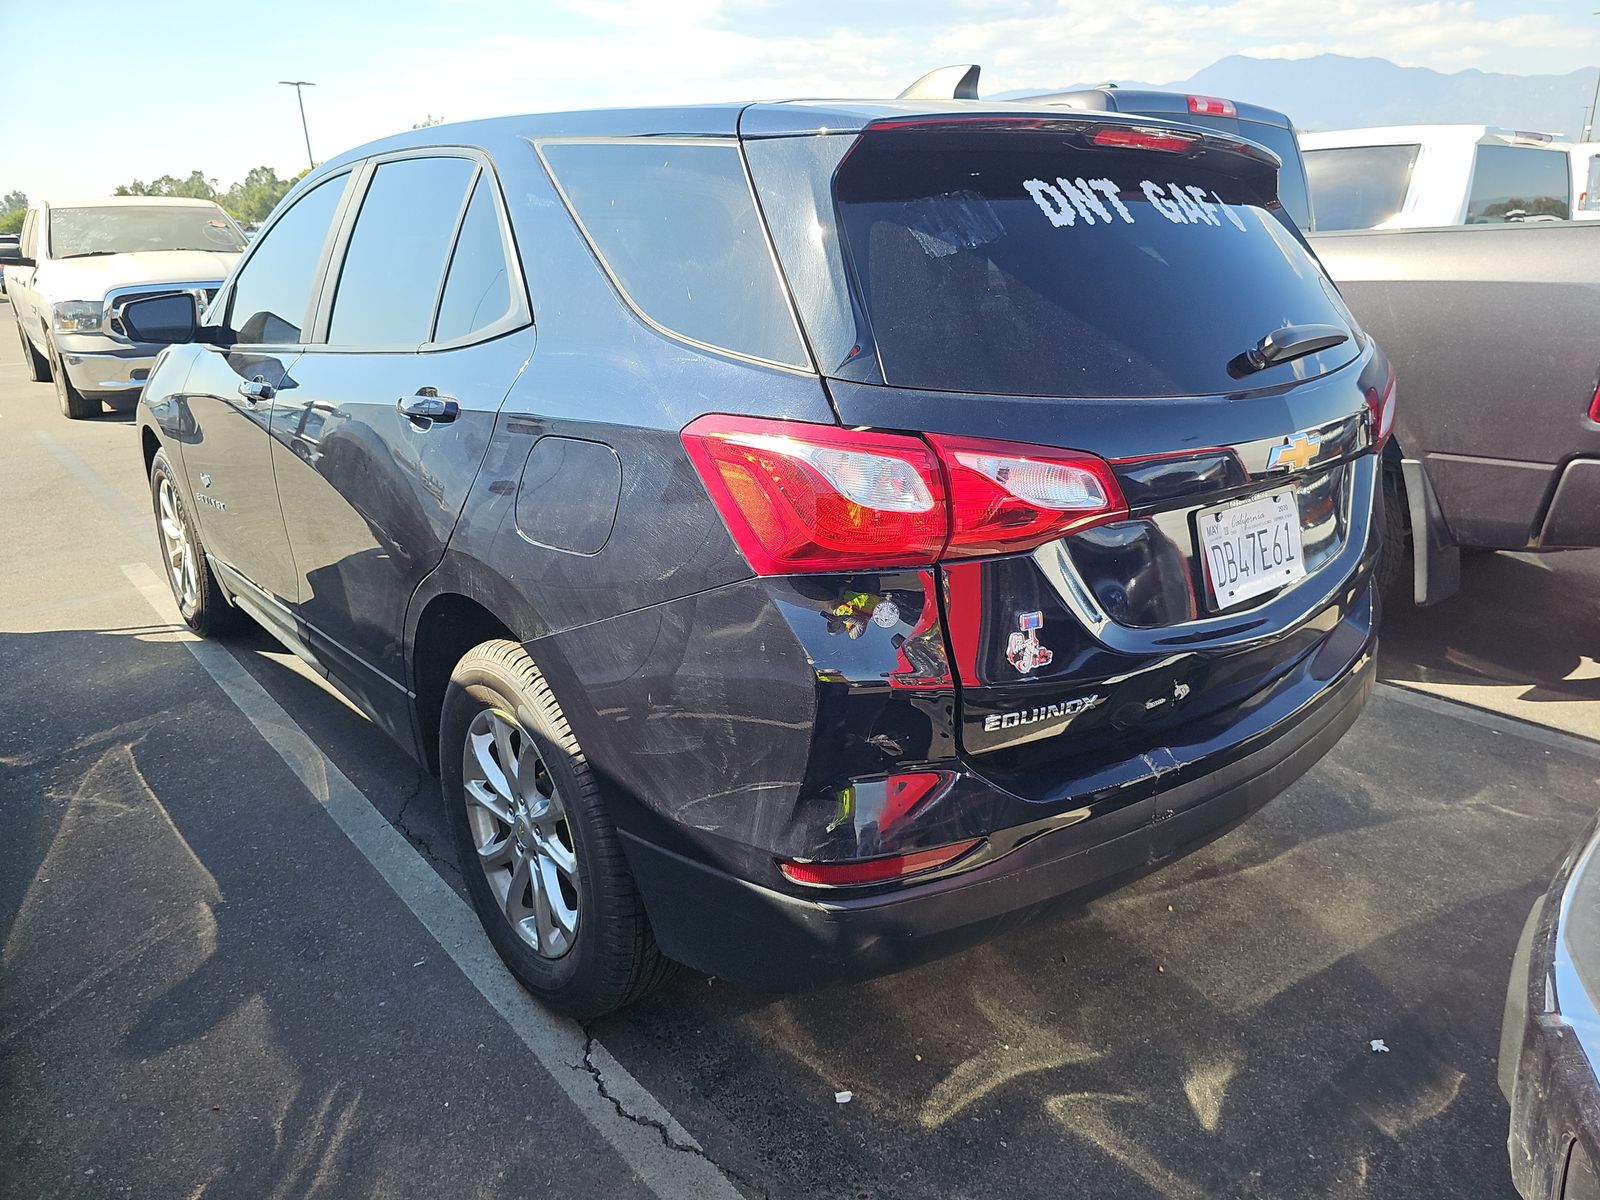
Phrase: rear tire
[
  {"left": 16, "top": 318, "right": 48, "bottom": 383},
  {"left": 440, "top": 640, "right": 675, "bottom": 1018},
  {"left": 148, "top": 450, "right": 245, "bottom": 637},
  {"left": 48, "top": 337, "right": 100, "bottom": 419},
  {"left": 1376, "top": 465, "right": 1408, "bottom": 604}
]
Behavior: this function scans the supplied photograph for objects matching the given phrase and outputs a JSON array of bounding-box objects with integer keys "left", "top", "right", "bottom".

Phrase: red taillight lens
[
  {"left": 1366, "top": 370, "right": 1397, "bottom": 446},
  {"left": 777, "top": 836, "right": 981, "bottom": 887},
  {"left": 1187, "top": 95, "right": 1237, "bottom": 117},
  {"left": 1092, "top": 127, "right": 1196, "bottom": 154},
  {"left": 681, "top": 415, "right": 947, "bottom": 573},
  {"left": 683, "top": 417, "right": 1126, "bottom": 573},
  {"left": 929, "top": 432, "right": 1127, "bottom": 558},
  {"left": 1589, "top": 378, "right": 1600, "bottom": 424}
]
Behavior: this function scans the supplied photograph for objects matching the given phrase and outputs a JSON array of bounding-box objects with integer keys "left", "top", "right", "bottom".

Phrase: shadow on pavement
[{"left": 1380, "top": 551, "right": 1600, "bottom": 706}]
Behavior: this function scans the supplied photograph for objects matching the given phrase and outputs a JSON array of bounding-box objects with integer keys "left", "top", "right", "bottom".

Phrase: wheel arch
[
  {"left": 141, "top": 424, "right": 164, "bottom": 478},
  {"left": 409, "top": 589, "right": 521, "bottom": 775}
]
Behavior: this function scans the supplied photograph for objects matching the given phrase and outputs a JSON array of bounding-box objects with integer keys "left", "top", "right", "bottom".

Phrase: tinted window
[
  {"left": 1467, "top": 145, "right": 1570, "bottom": 222},
  {"left": 1303, "top": 144, "right": 1419, "bottom": 230},
  {"left": 228, "top": 177, "right": 346, "bottom": 344},
  {"left": 829, "top": 127, "right": 1356, "bottom": 398},
  {"left": 541, "top": 142, "right": 807, "bottom": 367},
  {"left": 329, "top": 156, "right": 476, "bottom": 345},
  {"left": 1162, "top": 114, "right": 1312, "bottom": 231},
  {"left": 1242, "top": 123, "right": 1312, "bottom": 231},
  {"left": 433, "top": 176, "right": 514, "bottom": 342},
  {"left": 1585, "top": 156, "right": 1600, "bottom": 212}
]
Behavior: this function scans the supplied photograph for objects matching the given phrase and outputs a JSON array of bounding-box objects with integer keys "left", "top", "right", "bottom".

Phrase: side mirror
[
  {"left": 0, "top": 244, "right": 31, "bottom": 267},
  {"left": 118, "top": 292, "right": 200, "bottom": 345}
]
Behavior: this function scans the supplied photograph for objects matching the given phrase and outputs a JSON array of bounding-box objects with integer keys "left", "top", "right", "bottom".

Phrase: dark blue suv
[{"left": 129, "top": 99, "right": 1390, "bottom": 1016}]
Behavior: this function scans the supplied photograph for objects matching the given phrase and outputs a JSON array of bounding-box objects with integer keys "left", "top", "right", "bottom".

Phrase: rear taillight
[
  {"left": 927, "top": 432, "right": 1127, "bottom": 558},
  {"left": 1091, "top": 127, "right": 1196, "bottom": 154},
  {"left": 777, "top": 836, "right": 981, "bottom": 887},
  {"left": 1589, "top": 378, "right": 1600, "bottom": 424},
  {"left": 1366, "top": 370, "right": 1397, "bottom": 446},
  {"left": 1187, "top": 95, "right": 1237, "bottom": 117},
  {"left": 681, "top": 415, "right": 946, "bottom": 573},
  {"left": 681, "top": 416, "right": 1127, "bottom": 573}
]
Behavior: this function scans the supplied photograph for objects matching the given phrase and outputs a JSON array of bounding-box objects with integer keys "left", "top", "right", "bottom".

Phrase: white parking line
[{"left": 122, "top": 562, "right": 742, "bottom": 1200}]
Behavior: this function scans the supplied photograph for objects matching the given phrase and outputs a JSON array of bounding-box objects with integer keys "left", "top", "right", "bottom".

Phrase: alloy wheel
[
  {"left": 461, "top": 707, "right": 581, "bottom": 957},
  {"left": 156, "top": 476, "right": 198, "bottom": 611}
]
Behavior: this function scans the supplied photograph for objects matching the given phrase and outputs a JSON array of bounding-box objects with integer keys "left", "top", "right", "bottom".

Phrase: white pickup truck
[
  {"left": 1, "top": 196, "right": 244, "bottom": 418},
  {"left": 1301, "top": 124, "right": 1573, "bottom": 230}
]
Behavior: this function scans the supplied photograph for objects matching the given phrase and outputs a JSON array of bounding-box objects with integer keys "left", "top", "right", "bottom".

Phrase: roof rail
[{"left": 897, "top": 64, "right": 981, "bottom": 100}]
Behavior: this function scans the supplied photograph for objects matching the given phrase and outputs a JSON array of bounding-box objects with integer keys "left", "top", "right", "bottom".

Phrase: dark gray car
[{"left": 127, "top": 99, "right": 1386, "bottom": 1016}]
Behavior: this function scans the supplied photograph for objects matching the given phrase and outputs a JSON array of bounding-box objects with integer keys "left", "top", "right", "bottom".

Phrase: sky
[{"left": 4, "top": 0, "right": 1597, "bottom": 199}]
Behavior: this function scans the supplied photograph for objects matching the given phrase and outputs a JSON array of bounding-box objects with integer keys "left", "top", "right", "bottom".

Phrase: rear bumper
[{"left": 624, "top": 629, "right": 1375, "bottom": 990}]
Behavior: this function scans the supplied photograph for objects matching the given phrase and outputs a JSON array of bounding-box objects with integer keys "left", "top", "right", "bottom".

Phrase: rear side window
[
  {"left": 1467, "top": 145, "right": 1570, "bottom": 222},
  {"left": 1586, "top": 157, "right": 1600, "bottom": 212},
  {"left": 1303, "top": 144, "right": 1419, "bottom": 231},
  {"left": 329, "top": 156, "right": 476, "bottom": 345},
  {"left": 826, "top": 126, "right": 1356, "bottom": 398},
  {"left": 539, "top": 141, "right": 808, "bottom": 369},
  {"left": 1240, "top": 123, "right": 1311, "bottom": 231},
  {"left": 433, "top": 175, "right": 513, "bottom": 343},
  {"left": 228, "top": 176, "right": 346, "bottom": 344},
  {"left": 1166, "top": 113, "right": 1312, "bottom": 231}
]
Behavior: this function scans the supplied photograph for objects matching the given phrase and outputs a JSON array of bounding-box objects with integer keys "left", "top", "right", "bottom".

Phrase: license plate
[{"left": 1197, "top": 489, "right": 1306, "bottom": 608}]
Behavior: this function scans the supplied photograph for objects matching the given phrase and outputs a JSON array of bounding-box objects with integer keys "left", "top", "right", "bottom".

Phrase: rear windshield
[
  {"left": 827, "top": 126, "right": 1356, "bottom": 398},
  {"left": 48, "top": 205, "right": 245, "bottom": 259},
  {"left": 1587, "top": 156, "right": 1600, "bottom": 212},
  {"left": 1303, "top": 144, "right": 1419, "bottom": 230}
]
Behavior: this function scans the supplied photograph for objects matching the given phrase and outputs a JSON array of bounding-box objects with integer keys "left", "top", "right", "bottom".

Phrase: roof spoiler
[{"left": 897, "top": 64, "right": 981, "bottom": 100}]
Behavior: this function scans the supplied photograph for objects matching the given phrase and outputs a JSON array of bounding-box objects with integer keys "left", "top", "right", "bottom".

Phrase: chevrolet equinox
[{"left": 129, "top": 100, "right": 1392, "bottom": 1017}]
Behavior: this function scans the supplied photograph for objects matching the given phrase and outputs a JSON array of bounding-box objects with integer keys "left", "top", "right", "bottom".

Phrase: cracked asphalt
[{"left": 5, "top": 292, "right": 1600, "bottom": 1199}]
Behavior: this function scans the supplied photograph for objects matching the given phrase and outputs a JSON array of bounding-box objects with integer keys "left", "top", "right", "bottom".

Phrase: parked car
[
  {"left": 0, "top": 196, "right": 245, "bottom": 418},
  {"left": 1024, "top": 85, "right": 1315, "bottom": 230},
  {"left": 1500, "top": 810, "right": 1600, "bottom": 1200},
  {"left": 1573, "top": 143, "right": 1600, "bottom": 220},
  {"left": 1310, "top": 219, "right": 1600, "bottom": 604},
  {"left": 1302, "top": 125, "right": 1572, "bottom": 230},
  {"left": 130, "top": 99, "right": 1387, "bottom": 1016}
]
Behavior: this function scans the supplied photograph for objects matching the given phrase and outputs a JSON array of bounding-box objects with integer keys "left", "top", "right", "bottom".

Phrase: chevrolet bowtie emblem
[{"left": 1266, "top": 431, "right": 1322, "bottom": 473}]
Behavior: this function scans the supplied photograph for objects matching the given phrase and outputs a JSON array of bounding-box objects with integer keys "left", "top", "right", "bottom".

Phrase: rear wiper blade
[{"left": 1228, "top": 323, "right": 1349, "bottom": 378}]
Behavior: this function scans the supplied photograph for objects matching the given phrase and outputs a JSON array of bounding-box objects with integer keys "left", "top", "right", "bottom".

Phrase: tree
[
  {"left": 219, "top": 166, "right": 296, "bottom": 225},
  {"left": 0, "top": 209, "right": 23, "bottom": 235},
  {"left": 412, "top": 114, "right": 445, "bottom": 128},
  {"left": 116, "top": 170, "right": 218, "bottom": 201},
  {"left": 0, "top": 190, "right": 25, "bottom": 215}
]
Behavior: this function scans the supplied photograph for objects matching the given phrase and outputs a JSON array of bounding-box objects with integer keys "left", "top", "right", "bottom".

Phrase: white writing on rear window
[{"left": 1025, "top": 178, "right": 1248, "bottom": 232}]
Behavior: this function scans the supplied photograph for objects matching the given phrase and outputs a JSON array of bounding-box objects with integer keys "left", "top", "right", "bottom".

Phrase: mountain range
[{"left": 997, "top": 54, "right": 1600, "bottom": 138}]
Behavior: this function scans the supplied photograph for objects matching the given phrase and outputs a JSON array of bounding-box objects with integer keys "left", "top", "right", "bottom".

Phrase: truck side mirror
[{"left": 119, "top": 292, "right": 200, "bottom": 345}]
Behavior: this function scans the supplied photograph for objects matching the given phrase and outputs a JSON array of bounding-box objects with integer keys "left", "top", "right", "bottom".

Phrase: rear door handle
[
  {"left": 238, "top": 376, "right": 275, "bottom": 402},
  {"left": 398, "top": 387, "right": 459, "bottom": 425}
]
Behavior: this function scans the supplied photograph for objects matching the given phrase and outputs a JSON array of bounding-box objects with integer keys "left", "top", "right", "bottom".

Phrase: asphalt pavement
[{"left": 4, "top": 294, "right": 1598, "bottom": 1200}]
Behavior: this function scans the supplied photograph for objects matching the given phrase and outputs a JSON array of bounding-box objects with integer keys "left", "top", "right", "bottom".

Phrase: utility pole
[{"left": 279, "top": 80, "right": 317, "bottom": 169}]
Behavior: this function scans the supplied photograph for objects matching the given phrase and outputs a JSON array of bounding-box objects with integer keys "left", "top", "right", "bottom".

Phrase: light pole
[
  {"left": 279, "top": 80, "right": 317, "bottom": 169},
  {"left": 1586, "top": 14, "right": 1600, "bottom": 142}
]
